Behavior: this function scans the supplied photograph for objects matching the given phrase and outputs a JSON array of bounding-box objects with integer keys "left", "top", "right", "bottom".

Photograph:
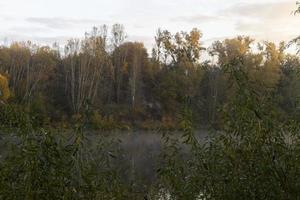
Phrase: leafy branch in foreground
[
  {"left": 0, "top": 114, "right": 131, "bottom": 200},
  {"left": 290, "top": 1, "right": 300, "bottom": 54},
  {"left": 157, "top": 57, "right": 300, "bottom": 200}
]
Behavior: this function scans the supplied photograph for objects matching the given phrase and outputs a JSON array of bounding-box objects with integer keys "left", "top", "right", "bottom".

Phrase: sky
[{"left": 0, "top": 0, "right": 299, "bottom": 50}]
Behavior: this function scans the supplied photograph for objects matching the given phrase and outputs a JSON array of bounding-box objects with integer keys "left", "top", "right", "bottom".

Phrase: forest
[
  {"left": 0, "top": 2, "right": 299, "bottom": 200},
  {"left": 0, "top": 24, "right": 300, "bottom": 130}
]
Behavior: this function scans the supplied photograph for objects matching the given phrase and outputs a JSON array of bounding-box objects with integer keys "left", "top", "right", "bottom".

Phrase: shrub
[
  {"left": 90, "top": 111, "right": 131, "bottom": 131},
  {"left": 0, "top": 128, "right": 132, "bottom": 199},
  {"left": 0, "top": 104, "right": 32, "bottom": 129}
]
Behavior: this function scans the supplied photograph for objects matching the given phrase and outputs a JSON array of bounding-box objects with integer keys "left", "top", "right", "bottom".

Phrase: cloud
[
  {"left": 1, "top": 0, "right": 298, "bottom": 51},
  {"left": 222, "top": 1, "right": 296, "bottom": 20},
  {"left": 26, "top": 17, "right": 105, "bottom": 29},
  {"left": 170, "top": 14, "right": 222, "bottom": 24},
  {"left": 0, "top": 33, "right": 154, "bottom": 52},
  {"left": 0, "top": 3, "right": 4, "bottom": 11},
  {"left": 133, "top": 24, "right": 144, "bottom": 29},
  {"left": 127, "top": 35, "right": 154, "bottom": 50},
  {"left": 9, "top": 26, "right": 50, "bottom": 34},
  {"left": 220, "top": 1, "right": 300, "bottom": 42},
  {"left": 168, "top": 1, "right": 299, "bottom": 44},
  {"left": 0, "top": 33, "right": 71, "bottom": 46}
]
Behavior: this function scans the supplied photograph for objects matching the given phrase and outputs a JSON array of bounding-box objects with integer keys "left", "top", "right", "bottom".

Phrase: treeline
[{"left": 0, "top": 24, "right": 300, "bottom": 129}]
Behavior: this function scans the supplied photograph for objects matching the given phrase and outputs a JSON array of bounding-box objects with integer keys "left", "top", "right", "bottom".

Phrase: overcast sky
[{"left": 0, "top": 0, "right": 299, "bottom": 50}]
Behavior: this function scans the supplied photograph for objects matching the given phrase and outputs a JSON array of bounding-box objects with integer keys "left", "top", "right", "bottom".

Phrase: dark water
[
  {"left": 0, "top": 130, "right": 209, "bottom": 186},
  {"left": 84, "top": 130, "right": 209, "bottom": 184}
]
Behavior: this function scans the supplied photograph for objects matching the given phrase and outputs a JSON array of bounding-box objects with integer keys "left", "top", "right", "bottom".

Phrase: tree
[
  {"left": 0, "top": 73, "right": 10, "bottom": 103},
  {"left": 153, "top": 28, "right": 204, "bottom": 65},
  {"left": 152, "top": 28, "right": 204, "bottom": 121},
  {"left": 210, "top": 36, "right": 254, "bottom": 66},
  {"left": 26, "top": 46, "right": 58, "bottom": 103},
  {"left": 111, "top": 24, "right": 126, "bottom": 49},
  {"left": 290, "top": 1, "right": 300, "bottom": 53},
  {"left": 211, "top": 37, "right": 283, "bottom": 94},
  {"left": 257, "top": 41, "right": 283, "bottom": 90},
  {"left": 63, "top": 26, "right": 109, "bottom": 114},
  {"left": 277, "top": 55, "right": 300, "bottom": 116},
  {"left": 113, "top": 42, "right": 148, "bottom": 108},
  {"left": 208, "top": 37, "right": 257, "bottom": 123},
  {"left": 0, "top": 42, "right": 31, "bottom": 102},
  {"left": 110, "top": 24, "right": 127, "bottom": 104},
  {"left": 0, "top": 42, "right": 58, "bottom": 105}
]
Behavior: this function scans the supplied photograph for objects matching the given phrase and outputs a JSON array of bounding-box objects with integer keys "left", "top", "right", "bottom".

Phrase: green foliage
[
  {"left": 0, "top": 104, "right": 32, "bottom": 129},
  {"left": 29, "top": 95, "right": 50, "bottom": 127},
  {"left": 0, "top": 102, "right": 49, "bottom": 130},
  {"left": 199, "top": 60, "right": 300, "bottom": 199},
  {"left": 0, "top": 128, "right": 132, "bottom": 199},
  {"left": 90, "top": 111, "right": 130, "bottom": 131},
  {"left": 157, "top": 58, "right": 300, "bottom": 199},
  {"left": 0, "top": 58, "right": 299, "bottom": 199}
]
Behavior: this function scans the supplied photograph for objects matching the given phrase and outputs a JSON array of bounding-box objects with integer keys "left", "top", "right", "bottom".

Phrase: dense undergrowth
[{"left": 0, "top": 59, "right": 299, "bottom": 199}]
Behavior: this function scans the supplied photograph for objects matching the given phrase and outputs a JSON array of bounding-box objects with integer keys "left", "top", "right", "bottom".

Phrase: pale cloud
[
  {"left": 164, "top": 0, "right": 299, "bottom": 46},
  {"left": 8, "top": 26, "right": 51, "bottom": 36},
  {"left": 222, "top": 1, "right": 295, "bottom": 19},
  {"left": 127, "top": 35, "right": 153, "bottom": 50},
  {"left": 0, "top": 34, "right": 71, "bottom": 46},
  {"left": 221, "top": 1, "right": 300, "bottom": 42},
  {"left": 170, "top": 15, "right": 222, "bottom": 24},
  {"left": 26, "top": 17, "right": 105, "bottom": 29},
  {"left": 0, "top": 0, "right": 298, "bottom": 51}
]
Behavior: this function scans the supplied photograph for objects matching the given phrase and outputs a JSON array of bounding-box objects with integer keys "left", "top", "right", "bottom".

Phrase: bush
[
  {"left": 0, "top": 104, "right": 32, "bottom": 129},
  {"left": 29, "top": 95, "right": 50, "bottom": 127},
  {"left": 0, "top": 128, "right": 132, "bottom": 200},
  {"left": 90, "top": 111, "right": 130, "bottom": 131}
]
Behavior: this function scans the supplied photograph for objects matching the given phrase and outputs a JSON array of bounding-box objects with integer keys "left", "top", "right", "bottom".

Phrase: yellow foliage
[{"left": 0, "top": 74, "right": 10, "bottom": 102}]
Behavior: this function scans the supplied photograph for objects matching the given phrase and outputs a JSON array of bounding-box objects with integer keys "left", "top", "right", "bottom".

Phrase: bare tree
[
  {"left": 111, "top": 24, "right": 127, "bottom": 103},
  {"left": 63, "top": 26, "right": 109, "bottom": 114}
]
